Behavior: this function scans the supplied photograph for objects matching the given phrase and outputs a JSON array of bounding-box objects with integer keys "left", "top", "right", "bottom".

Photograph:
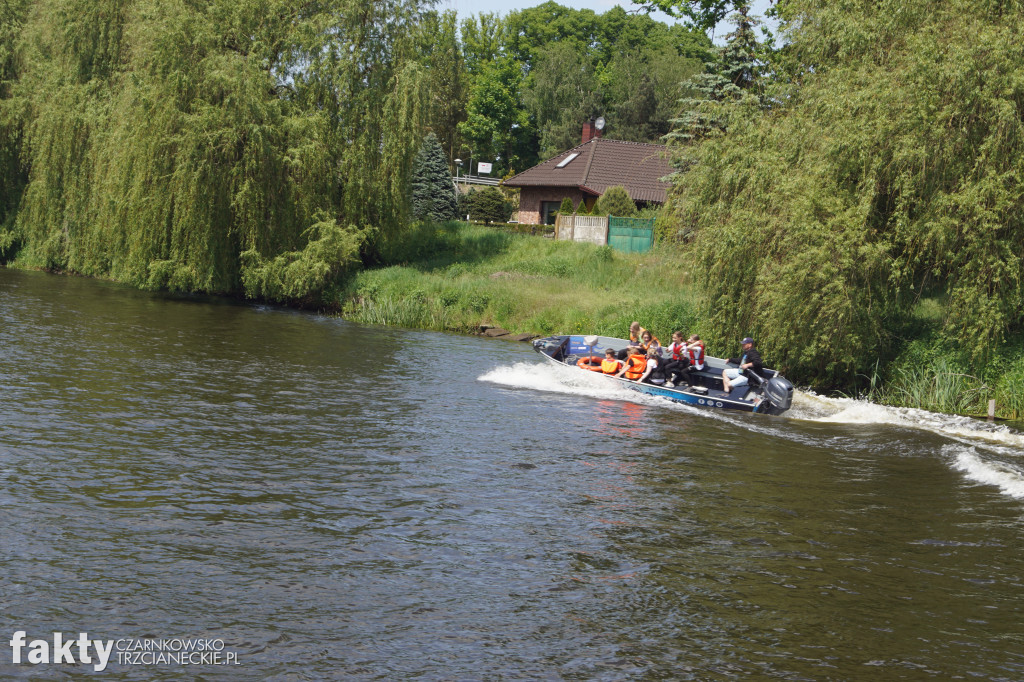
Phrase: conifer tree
[
  {"left": 666, "top": 2, "right": 762, "bottom": 148},
  {"left": 411, "top": 132, "right": 458, "bottom": 222}
]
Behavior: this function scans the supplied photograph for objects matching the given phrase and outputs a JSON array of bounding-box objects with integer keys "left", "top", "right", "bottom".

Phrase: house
[{"left": 502, "top": 124, "right": 674, "bottom": 225}]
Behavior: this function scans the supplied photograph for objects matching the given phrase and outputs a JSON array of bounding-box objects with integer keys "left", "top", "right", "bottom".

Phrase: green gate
[{"left": 607, "top": 216, "right": 655, "bottom": 254}]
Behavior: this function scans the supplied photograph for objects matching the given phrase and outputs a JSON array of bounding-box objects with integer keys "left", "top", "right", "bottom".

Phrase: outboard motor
[
  {"left": 533, "top": 336, "right": 567, "bottom": 361},
  {"left": 761, "top": 376, "right": 794, "bottom": 415}
]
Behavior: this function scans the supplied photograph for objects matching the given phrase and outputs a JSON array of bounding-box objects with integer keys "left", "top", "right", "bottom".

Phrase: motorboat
[{"left": 532, "top": 334, "right": 794, "bottom": 416}]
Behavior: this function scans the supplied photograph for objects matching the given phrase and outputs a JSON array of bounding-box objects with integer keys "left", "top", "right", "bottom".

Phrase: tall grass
[
  {"left": 874, "top": 334, "right": 1024, "bottom": 419},
  {"left": 341, "top": 221, "right": 704, "bottom": 345},
  {"left": 879, "top": 358, "right": 989, "bottom": 415}
]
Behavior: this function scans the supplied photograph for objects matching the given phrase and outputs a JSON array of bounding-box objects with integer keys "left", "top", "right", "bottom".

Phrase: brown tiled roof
[{"left": 503, "top": 138, "right": 673, "bottom": 203}]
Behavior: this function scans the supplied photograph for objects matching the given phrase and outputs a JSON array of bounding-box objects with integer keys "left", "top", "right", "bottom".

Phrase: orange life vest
[
  {"left": 601, "top": 358, "right": 622, "bottom": 374},
  {"left": 624, "top": 354, "right": 647, "bottom": 380}
]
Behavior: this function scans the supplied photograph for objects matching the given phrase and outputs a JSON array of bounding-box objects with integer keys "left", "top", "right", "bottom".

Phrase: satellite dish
[{"left": 594, "top": 116, "right": 606, "bottom": 131}]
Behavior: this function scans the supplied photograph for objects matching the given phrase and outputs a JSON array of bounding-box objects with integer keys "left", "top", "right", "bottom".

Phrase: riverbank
[
  {"left": 338, "top": 221, "right": 701, "bottom": 342},
  {"left": 2, "top": 219, "right": 1019, "bottom": 420},
  {"left": 338, "top": 221, "right": 1024, "bottom": 421}
]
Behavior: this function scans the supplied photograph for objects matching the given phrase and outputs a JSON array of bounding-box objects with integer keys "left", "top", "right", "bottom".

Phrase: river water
[{"left": 1, "top": 267, "right": 1022, "bottom": 680}]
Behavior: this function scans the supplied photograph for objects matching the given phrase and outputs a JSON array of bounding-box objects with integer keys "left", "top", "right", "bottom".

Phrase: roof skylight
[{"left": 555, "top": 153, "right": 579, "bottom": 168}]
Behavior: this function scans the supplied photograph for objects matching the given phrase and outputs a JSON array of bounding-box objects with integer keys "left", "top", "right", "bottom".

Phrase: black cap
[{"left": 741, "top": 337, "right": 754, "bottom": 345}]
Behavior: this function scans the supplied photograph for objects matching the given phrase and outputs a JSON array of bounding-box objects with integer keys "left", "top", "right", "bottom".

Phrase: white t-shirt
[{"left": 646, "top": 358, "right": 665, "bottom": 384}]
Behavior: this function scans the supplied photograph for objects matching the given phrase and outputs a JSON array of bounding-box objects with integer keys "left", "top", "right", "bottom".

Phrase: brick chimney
[{"left": 582, "top": 119, "right": 603, "bottom": 144}]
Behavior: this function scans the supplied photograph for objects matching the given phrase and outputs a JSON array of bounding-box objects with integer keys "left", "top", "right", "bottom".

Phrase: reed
[{"left": 880, "top": 358, "right": 988, "bottom": 415}]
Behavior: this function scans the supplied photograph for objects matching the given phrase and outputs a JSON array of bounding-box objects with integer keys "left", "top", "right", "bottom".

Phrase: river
[{"left": 1, "top": 267, "right": 1022, "bottom": 680}]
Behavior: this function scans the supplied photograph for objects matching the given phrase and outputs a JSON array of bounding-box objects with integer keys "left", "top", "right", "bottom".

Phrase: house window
[{"left": 541, "top": 201, "right": 562, "bottom": 225}]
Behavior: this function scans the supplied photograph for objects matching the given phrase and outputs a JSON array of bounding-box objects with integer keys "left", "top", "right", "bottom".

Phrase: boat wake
[
  {"left": 480, "top": 361, "right": 671, "bottom": 406},
  {"left": 481, "top": 362, "right": 1024, "bottom": 500},
  {"left": 791, "top": 392, "right": 1024, "bottom": 499}
]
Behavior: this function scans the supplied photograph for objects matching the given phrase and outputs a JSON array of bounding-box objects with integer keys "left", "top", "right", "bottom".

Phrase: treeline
[
  {"left": 0, "top": 0, "right": 707, "bottom": 302},
  {"left": 440, "top": 2, "right": 711, "bottom": 170},
  {"left": 661, "top": 0, "right": 1024, "bottom": 390}
]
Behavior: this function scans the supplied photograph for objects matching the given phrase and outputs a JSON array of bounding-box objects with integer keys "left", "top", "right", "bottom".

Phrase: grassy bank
[{"left": 337, "top": 221, "right": 701, "bottom": 343}]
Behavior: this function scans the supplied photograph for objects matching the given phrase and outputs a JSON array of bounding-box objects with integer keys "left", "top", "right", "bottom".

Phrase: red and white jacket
[{"left": 685, "top": 342, "right": 705, "bottom": 370}]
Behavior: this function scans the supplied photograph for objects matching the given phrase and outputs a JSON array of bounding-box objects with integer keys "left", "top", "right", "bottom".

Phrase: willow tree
[
  {"left": 664, "top": 0, "right": 1024, "bottom": 384},
  {"left": 6, "top": 0, "right": 429, "bottom": 301},
  {"left": 0, "top": 0, "right": 28, "bottom": 255}
]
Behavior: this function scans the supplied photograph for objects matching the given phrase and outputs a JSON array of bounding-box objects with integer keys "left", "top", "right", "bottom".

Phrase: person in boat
[
  {"left": 636, "top": 346, "right": 668, "bottom": 386},
  {"left": 721, "top": 336, "right": 765, "bottom": 394},
  {"left": 601, "top": 348, "right": 624, "bottom": 375},
  {"left": 639, "top": 329, "right": 660, "bottom": 353},
  {"left": 683, "top": 334, "right": 706, "bottom": 381},
  {"left": 662, "top": 331, "right": 689, "bottom": 387},
  {"left": 615, "top": 348, "right": 648, "bottom": 380},
  {"left": 617, "top": 321, "right": 645, "bottom": 359}
]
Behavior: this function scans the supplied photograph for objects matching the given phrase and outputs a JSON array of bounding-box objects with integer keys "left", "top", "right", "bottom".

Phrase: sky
[
  {"left": 438, "top": 0, "right": 680, "bottom": 27},
  {"left": 436, "top": 0, "right": 776, "bottom": 43}
]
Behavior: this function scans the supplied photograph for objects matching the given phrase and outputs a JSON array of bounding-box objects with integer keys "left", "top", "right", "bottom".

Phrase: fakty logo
[{"left": 9, "top": 631, "right": 114, "bottom": 672}]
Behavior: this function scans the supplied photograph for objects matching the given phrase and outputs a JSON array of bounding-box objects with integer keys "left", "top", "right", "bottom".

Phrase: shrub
[
  {"left": 594, "top": 186, "right": 637, "bottom": 216},
  {"left": 460, "top": 187, "right": 513, "bottom": 223}
]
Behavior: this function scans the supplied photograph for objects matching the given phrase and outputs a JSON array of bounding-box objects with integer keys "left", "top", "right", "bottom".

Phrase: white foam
[
  {"left": 952, "top": 447, "right": 1024, "bottom": 499},
  {"left": 790, "top": 392, "right": 1024, "bottom": 500},
  {"left": 479, "top": 361, "right": 635, "bottom": 402},
  {"left": 792, "top": 392, "right": 1024, "bottom": 452},
  {"left": 479, "top": 361, "right": 718, "bottom": 419}
]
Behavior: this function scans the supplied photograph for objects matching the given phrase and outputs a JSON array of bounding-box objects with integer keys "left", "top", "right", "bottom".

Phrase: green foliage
[
  {"left": 458, "top": 57, "right": 535, "bottom": 175},
  {"left": 459, "top": 12, "right": 508, "bottom": 76},
  {"left": 666, "top": 6, "right": 764, "bottom": 152},
  {"left": 459, "top": 187, "right": 513, "bottom": 223},
  {"left": 600, "top": 48, "right": 702, "bottom": 144},
  {"left": 3, "top": 0, "right": 430, "bottom": 300},
  {"left": 629, "top": 0, "right": 738, "bottom": 31},
  {"left": 663, "top": 0, "right": 1024, "bottom": 386},
  {"left": 417, "top": 10, "right": 466, "bottom": 166},
  {"left": 239, "top": 219, "right": 364, "bottom": 303},
  {"left": 522, "top": 42, "right": 600, "bottom": 158},
  {"left": 865, "top": 334, "right": 1024, "bottom": 419},
  {"left": 411, "top": 133, "right": 458, "bottom": 222},
  {"left": 558, "top": 197, "right": 574, "bottom": 216},
  {"left": 511, "top": 3, "right": 709, "bottom": 154},
  {"left": 594, "top": 186, "right": 637, "bottom": 217},
  {"left": 0, "top": 0, "right": 29, "bottom": 255}
]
